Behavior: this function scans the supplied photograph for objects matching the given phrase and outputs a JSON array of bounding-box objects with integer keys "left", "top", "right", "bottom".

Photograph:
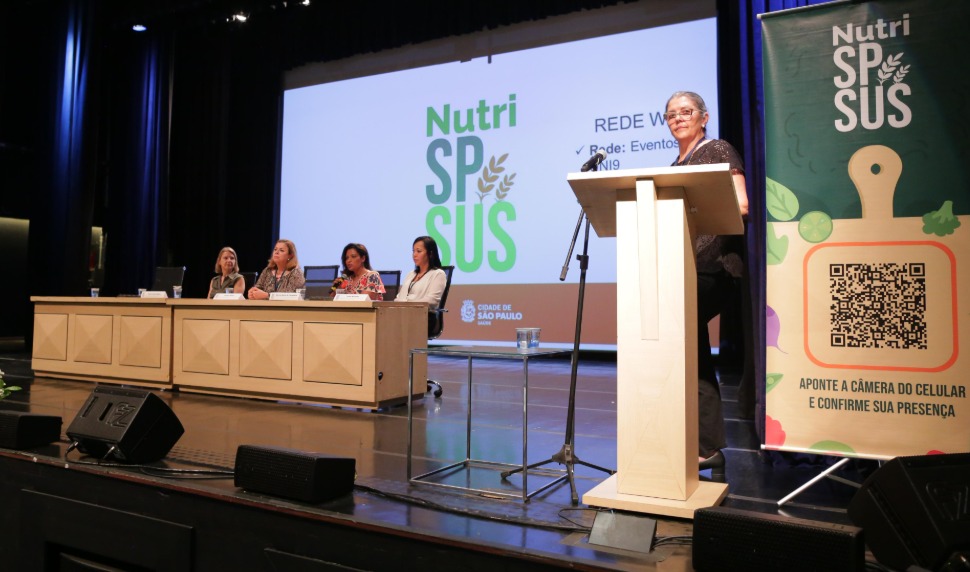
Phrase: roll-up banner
[{"left": 761, "top": 0, "right": 970, "bottom": 458}]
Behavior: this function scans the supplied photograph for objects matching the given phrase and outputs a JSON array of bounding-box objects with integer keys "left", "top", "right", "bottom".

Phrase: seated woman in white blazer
[{"left": 395, "top": 236, "right": 447, "bottom": 310}]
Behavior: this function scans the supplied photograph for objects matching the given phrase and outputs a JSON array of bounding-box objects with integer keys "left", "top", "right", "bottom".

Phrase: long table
[{"left": 30, "top": 297, "right": 428, "bottom": 409}]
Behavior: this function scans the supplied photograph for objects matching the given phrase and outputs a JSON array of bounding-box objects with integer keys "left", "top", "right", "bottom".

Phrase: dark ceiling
[
  {"left": 102, "top": 0, "right": 294, "bottom": 30},
  {"left": 92, "top": 0, "right": 628, "bottom": 33}
]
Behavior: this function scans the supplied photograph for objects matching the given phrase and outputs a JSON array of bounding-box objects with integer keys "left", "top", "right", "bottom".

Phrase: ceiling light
[
  {"left": 231, "top": 13, "right": 248, "bottom": 22},
  {"left": 132, "top": 24, "right": 147, "bottom": 32}
]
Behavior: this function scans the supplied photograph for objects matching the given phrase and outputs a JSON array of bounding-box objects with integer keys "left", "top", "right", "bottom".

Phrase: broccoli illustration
[{"left": 921, "top": 200, "right": 961, "bottom": 237}]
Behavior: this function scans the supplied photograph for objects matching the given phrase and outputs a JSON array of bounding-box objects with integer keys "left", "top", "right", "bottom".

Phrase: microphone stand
[{"left": 500, "top": 204, "right": 614, "bottom": 505}]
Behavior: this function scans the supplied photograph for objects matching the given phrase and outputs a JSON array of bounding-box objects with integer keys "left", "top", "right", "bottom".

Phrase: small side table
[{"left": 407, "top": 345, "right": 571, "bottom": 502}]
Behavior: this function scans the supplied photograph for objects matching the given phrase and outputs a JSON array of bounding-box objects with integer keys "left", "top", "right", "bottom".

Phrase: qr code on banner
[{"left": 829, "top": 262, "right": 927, "bottom": 350}]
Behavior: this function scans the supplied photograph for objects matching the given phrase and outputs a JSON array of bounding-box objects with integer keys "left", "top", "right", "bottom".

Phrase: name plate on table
[
  {"left": 333, "top": 293, "right": 369, "bottom": 301},
  {"left": 213, "top": 293, "right": 245, "bottom": 300},
  {"left": 269, "top": 292, "right": 302, "bottom": 301},
  {"left": 141, "top": 291, "right": 168, "bottom": 298}
]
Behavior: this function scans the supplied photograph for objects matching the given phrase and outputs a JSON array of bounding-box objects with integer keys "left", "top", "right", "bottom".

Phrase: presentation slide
[{"left": 280, "top": 17, "right": 718, "bottom": 348}]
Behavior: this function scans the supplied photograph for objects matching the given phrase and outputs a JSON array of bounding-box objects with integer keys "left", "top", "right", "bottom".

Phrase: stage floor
[{"left": 0, "top": 341, "right": 876, "bottom": 570}]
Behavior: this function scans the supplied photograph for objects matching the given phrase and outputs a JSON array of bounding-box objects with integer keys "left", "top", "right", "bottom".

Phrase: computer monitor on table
[{"left": 151, "top": 266, "right": 185, "bottom": 297}]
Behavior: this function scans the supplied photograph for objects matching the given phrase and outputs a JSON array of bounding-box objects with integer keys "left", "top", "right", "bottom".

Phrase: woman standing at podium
[
  {"left": 249, "top": 239, "right": 306, "bottom": 300},
  {"left": 666, "top": 91, "right": 749, "bottom": 481}
]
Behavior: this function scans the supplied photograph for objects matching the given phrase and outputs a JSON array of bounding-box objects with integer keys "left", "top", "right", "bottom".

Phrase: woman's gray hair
[{"left": 666, "top": 91, "right": 708, "bottom": 115}]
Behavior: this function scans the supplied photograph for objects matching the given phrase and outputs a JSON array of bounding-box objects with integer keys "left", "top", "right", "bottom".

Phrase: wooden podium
[{"left": 568, "top": 164, "right": 744, "bottom": 519}]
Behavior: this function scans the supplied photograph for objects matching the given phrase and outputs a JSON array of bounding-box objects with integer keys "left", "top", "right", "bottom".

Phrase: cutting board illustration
[{"left": 771, "top": 145, "right": 964, "bottom": 373}]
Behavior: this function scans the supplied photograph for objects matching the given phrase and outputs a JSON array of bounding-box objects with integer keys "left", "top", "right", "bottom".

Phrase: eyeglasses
[{"left": 665, "top": 109, "right": 698, "bottom": 121}]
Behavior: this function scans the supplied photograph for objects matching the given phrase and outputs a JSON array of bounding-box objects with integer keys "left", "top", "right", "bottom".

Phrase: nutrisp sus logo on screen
[
  {"left": 832, "top": 13, "right": 912, "bottom": 132},
  {"left": 424, "top": 94, "right": 518, "bottom": 272}
]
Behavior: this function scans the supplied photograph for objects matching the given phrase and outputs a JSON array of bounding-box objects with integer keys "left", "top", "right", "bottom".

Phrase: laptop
[{"left": 305, "top": 285, "right": 334, "bottom": 300}]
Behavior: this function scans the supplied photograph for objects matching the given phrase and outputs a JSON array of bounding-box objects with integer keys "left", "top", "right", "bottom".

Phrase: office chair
[
  {"left": 151, "top": 266, "right": 186, "bottom": 298},
  {"left": 376, "top": 270, "right": 402, "bottom": 301},
  {"left": 242, "top": 271, "right": 259, "bottom": 297},
  {"left": 426, "top": 265, "right": 454, "bottom": 397},
  {"left": 303, "top": 265, "right": 339, "bottom": 300},
  {"left": 304, "top": 265, "right": 339, "bottom": 284}
]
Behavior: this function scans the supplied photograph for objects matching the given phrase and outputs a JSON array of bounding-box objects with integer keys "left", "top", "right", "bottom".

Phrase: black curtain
[
  {"left": 28, "top": 0, "right": 102, "bottom": 298},
  {"left": 164, "top": 21, "right": 284, "bottom": 298},
  {"left": 101, "top": 29, "right": 172, "bottom": 296}
]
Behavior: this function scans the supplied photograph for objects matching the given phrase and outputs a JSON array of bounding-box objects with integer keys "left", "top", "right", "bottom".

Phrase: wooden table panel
[
  {"left": 30, "top": 297, "right": 173, "bottom": 387},
  {"left": 172, "top": 300, "right": 427, "bottom": 409}
]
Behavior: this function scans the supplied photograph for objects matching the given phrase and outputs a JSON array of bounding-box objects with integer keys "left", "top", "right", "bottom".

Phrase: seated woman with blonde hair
[
  {"left": 207, "top": 246, "right": 245, "bottom": 299},
  {"left": 248, "top": 239, "right": 306, "bottom": 300}
]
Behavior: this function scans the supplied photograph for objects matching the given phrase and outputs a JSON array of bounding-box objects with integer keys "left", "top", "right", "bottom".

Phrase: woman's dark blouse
[{"left": 672, "top": 139, "right": 745, "bottom": 277}]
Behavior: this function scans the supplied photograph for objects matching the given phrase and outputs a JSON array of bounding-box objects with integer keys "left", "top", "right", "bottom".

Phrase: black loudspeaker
[
  {"left": 848, "top": 453, "right": 970, "bottom": 572},
  {"left": 66, "top": 387, "right": 184, "bottom": 463},
  {"left": 693, "top": 506, "right": 865, "bottom": 572},
  {"left": 234, "top": 445, "right": 356, "bottom": 503},
  {"left": 0, "top": 411, "right": 62, "bottom": 449}
]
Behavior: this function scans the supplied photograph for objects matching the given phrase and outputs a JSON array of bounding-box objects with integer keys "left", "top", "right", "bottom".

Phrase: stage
[{"left": 0, "top": 342, "right": 872, "bottom": 570}]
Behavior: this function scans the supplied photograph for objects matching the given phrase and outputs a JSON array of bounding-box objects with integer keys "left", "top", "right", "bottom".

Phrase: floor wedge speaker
[
  {"left": 693, "top": 506, "right": 865, "bottom": 572},
  {"left": 66, "top": 387, "right": 184, "bottom": 463},
  {"left": 848, "top": 453, "right": 970, "bottom": 572},
  {"left": 235, "top": 445, "right": 356, "bottom": 503},
  {"left": 0, "top": 411, "right": 62, "bottom": 449}
]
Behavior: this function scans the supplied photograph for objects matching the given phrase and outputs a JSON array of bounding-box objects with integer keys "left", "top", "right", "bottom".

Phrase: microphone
[{"left": 580, "top": 149, "right": 607, "bottom": 172}]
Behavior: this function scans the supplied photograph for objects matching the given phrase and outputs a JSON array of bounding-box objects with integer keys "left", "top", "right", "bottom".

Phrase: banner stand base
[{"left": 776, "top": 457, "right": 862, "bottom": 507}]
